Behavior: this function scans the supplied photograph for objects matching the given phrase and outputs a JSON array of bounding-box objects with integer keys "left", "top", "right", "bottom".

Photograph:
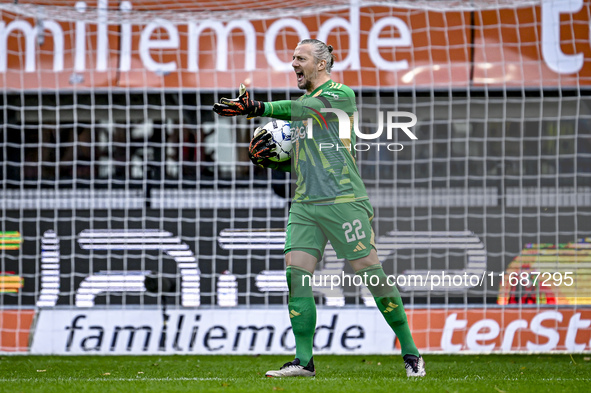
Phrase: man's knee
[
  {"left": 349, "top": 249, "right": 380, "bottom": 272},
  {"left": 285, "top": 250, "right": 317, "bottom": 273}
]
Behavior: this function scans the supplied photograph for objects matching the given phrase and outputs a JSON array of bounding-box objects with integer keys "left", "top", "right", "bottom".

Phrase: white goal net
[{"left": 1, "top": 0, "right": 590, "bottom": 354}]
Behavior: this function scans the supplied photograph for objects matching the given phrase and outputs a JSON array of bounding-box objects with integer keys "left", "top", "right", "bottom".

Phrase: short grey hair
[{"left": 297, "top": 39, "right": 335, "bottom": 74}]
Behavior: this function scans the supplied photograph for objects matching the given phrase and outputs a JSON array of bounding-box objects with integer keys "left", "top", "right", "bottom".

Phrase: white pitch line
[
  {"left": 0, "top": 376, "right": 590, "bottom": 383},
  {"left": 0, "top": 377, "right": 228, "bottom": 382}
]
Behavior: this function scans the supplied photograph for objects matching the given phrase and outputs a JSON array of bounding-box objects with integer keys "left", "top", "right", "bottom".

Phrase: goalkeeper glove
[
  {"left": 249, "top": 127, "right": 278, "bottom": 168},
  {"left": 213, "top": 83, "right": 265, "bottom": 119}
]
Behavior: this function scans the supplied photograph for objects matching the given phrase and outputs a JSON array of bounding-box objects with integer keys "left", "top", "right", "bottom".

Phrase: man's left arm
[{"left": 248, "top": 126, "right": 292, "bottom": 172}]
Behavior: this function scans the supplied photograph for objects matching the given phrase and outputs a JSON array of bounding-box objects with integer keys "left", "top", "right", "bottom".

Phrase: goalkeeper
[{"left": 213, "top": 39, "right": 425, "bottom": 378}]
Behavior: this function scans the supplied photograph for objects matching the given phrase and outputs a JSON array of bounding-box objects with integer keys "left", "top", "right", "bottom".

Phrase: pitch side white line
[
  {"left": 0, "top": 377, "right": 228, "bottom": 382},
  {"left": 0, "top": 376, "right": 590, "bottom": 383}
]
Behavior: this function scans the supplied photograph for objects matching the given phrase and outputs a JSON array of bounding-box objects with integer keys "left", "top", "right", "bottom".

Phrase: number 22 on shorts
[{"left": 342, "top": 219, "right": 366, "bottom": 243}]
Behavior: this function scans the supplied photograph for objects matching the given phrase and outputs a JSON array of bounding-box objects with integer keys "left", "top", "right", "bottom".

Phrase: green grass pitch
[{"left": 0, "top": 355, "right": 590, "bottom": 393}]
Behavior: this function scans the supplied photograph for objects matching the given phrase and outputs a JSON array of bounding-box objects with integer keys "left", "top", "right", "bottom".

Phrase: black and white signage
[{"left": 31, "top": 309, "right": 394, "bottom": 355}]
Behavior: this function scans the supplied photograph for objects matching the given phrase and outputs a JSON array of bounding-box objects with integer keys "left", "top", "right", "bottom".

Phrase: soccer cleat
[
  {"left": 404, "top": 355, "right": 426, "bottom": 377},
  {"left": 265, "top": 358, "right": 316, "bottom": 377}
]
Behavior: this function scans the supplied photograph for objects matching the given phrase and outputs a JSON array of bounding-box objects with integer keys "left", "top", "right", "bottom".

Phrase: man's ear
[{"left": 318, "top": 59, "right": 326, "bottom": 71}]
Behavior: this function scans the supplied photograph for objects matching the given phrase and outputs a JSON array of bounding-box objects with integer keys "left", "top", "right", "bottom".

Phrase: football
[{"left": 260, "top": 119, "right": 292, "bottom": 162}]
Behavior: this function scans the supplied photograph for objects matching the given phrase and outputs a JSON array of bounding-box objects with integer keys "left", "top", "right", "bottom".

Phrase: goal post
[{"left": 1, "top": 0, "right": 591, "bottom": 354}]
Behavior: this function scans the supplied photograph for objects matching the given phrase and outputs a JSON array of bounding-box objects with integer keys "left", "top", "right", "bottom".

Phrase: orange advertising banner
[
  {"left": 0, "top": 310, "right": 35, "bottom": 353},
  {"left": 408, "top": 308, "right": 591, "bottom": 352},
  {"left": 1, "top": 0, "right": 591, "bottom": 89}
]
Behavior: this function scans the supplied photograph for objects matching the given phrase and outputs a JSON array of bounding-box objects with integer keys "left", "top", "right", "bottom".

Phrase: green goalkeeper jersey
[{"left": 263, "top": 80, "right": 368, "bottom": 204}]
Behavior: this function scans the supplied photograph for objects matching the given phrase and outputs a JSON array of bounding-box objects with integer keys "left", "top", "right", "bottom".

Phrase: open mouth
[{"left": 296, "top": 71, "right": 304, "bottom": 83}]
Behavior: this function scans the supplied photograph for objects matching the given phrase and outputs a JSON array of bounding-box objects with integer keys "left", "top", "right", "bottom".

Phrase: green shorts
[{"left": 284, "top": 199, "right": 376, "bottom": 261}]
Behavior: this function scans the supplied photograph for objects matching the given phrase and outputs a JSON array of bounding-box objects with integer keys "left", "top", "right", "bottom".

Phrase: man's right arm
[
  {"left": 263, "top": 97, "right": 334, "bottom": 121},
  {"left": 213, "top": 85, "right": 334, "bottom": 121},
  {"left": 263, "top": 101, "right": 292, "bottom": 120}
]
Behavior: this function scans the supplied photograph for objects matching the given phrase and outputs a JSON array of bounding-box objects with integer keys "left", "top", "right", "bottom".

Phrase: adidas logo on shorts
[{"left": 353, "top": 241, "right": 367, "bottom": 252}]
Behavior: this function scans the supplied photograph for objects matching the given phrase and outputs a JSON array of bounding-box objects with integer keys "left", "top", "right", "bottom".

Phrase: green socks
[
  {"left": 286, "top": 266, "right": 316, "bottom": 365},
  {"left": 357, "top": 264, "right": 420, "bottom": 357},
  {"left": 285, "top": 264, "right": 418, "bottom": 363}
]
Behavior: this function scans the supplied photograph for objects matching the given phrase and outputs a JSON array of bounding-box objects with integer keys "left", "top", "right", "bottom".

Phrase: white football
[{"left": 260, "top": 119, "right": 292, "bottom": 162}]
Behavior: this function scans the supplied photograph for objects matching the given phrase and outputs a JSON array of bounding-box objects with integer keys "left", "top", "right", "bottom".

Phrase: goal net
[{"left": 1, "top": 0, "right": 590, "bottom": 354}]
